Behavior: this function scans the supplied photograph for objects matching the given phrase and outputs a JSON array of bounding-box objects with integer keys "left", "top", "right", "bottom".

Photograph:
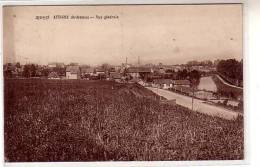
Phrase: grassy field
[{"left": 4, "top": 79, "right": 243, "bottom": 161}]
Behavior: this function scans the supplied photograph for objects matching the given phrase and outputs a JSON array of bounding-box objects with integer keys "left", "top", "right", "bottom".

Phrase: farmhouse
[
  {"left": 152, "top": 79, "right": 173, "bottom": 89},
  {"left": 66, "top": 66, "right": 80, "bottom": 79}
]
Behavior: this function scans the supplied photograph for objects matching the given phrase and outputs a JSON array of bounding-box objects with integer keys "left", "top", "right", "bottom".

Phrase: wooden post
[{"left": 192, "top": 86, "right": 194, "bottom": 111}]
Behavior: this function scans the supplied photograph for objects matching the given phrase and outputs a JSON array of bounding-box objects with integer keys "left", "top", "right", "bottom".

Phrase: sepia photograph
[{"left": 3, "top": 4, "right": 244, "bottom": 162}]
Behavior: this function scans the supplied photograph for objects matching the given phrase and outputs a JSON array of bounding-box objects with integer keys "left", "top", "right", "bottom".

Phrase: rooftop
[{"left": 66, "top": 66, "right": 80, "bottom": 74}]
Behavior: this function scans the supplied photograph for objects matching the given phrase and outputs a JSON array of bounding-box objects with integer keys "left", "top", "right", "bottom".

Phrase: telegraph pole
[
  {"left": 192, "top": 86, "right": 194, "bottom": 111},
  {"left": 191, "top": 79, "right": 196, "bottom": 111},
  {"left": 126, "top": 57, "right": 128, "bottom": 67}
]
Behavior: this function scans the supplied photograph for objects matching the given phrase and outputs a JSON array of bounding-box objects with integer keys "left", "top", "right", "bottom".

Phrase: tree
[
  {"left": 4, "top": 64, "right": 13, "bottom": 78},
  {"left": 42, "top": 68, "right": 50, "bottom": 77},
  {"left": 23, "top": 65, "right": 30, "bottom": 78},
  {"left": 22, "top": 64, "right": 38, "bottom": 78},
  {"left": 188, "top": 70, "right": 201, "bottom": 87},
  {"left": 187, "top": 69, "right": 201, "bottom": 111},
  {"left": 177, "top": 69, "right": 188, "bottom": 79},
  {"left": 15, "top": 62, "right": 21, "bottom": 68},
  {"left": 53, "top": 67, "right": 66, "bottom": 76},
  {"left": 30, "top": 64, "right": 37, "bottom": 77},
  {"left": 216, "top": 59, "right": 243, "bottom": 86}
]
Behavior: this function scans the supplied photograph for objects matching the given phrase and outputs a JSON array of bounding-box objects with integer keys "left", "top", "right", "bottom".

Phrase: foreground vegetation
[{"left": 5, "top": 79, "right": 243, "bottom": 161}]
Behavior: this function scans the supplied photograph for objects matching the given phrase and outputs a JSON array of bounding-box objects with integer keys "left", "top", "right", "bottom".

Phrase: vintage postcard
[{"left": 3, "top": 4, "right": 244, "bottom": 163}]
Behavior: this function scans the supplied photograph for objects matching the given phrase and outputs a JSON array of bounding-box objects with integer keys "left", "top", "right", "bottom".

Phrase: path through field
[{"left": 147, "top": 87, "right": 239, "bottom": 120}]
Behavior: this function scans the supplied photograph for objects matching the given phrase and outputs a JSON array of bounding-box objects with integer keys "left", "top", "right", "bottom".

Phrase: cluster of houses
[
  {"left": 4, "top": 61, "right": 218, "bottom": 99},
  {"left": 5, "top": 61, "right": 241, "bottom": 108},
  {"left": 4, "top": 61, "right": 216, "bottom": 79}
]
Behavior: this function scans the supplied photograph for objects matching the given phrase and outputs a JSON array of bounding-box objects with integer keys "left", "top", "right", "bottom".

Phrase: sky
[{"left": 3, "top": 4, "right": 243, "bottom": 65}]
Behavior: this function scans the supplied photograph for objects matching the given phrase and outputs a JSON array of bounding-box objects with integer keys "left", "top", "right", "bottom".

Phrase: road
[
  {"left": 216, "top": 74, "right": 243, "bottom": 90},
  {"left": 147, "top": 87, "right": 239, "bottom": 120}
]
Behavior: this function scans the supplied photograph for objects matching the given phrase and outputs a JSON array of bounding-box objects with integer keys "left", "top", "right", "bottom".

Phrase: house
[
  {"left": 81, "top": 67, "right": 94, "bottom": 77},
  {"left": 48, "top": 71, "right": 60, "bottom": 79},
  {"left": 95, "top": 68, "right": 105, "bottom": 75},
  {"left": 152, "top": 79, "right": 173, "bottom": 89},
  {"left": 126, "top": 67, "right": 152, "bottom": 79},
  {"left": 110, "top": 72, "right": 122, "bottom": 82},
  {"left": 126, "top": 67, "right": 140, "bottom": 78},
  {"left": 172, "top": 80, "right": 190, "bottom": 87},
  {"left": 122, "top": 63, "right": 132, "bottom": 69},
  {"left": 66, "top": 66, "right": 80, "bottom": 79},
  {"left": 138, "top": 67, "right": 152, "bottom": 80},
  {"left": 114, "top": 66, "right": 122, "bottom": 72},
  {"left": 172, "top": 65, "right": 185, "bottom": 72},
  {"left": 48, "top": 62, "right": 57, "bottom": 68},
  {"left": 153, "top": 67, "right": 165, "bottom": 74},
  {"left": 48, "top": 62, "right": 65, "bottom": 68}
]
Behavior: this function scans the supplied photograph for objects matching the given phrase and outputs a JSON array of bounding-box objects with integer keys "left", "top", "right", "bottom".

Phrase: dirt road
[
  {"left": 147, "top": 87, "right": 239, "bottom": 120},
  {"left": 216, "top": 74, "right": 243, "bottom": 90}
]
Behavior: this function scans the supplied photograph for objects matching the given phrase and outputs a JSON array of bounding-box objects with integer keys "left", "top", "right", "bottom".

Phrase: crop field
[{"left": 4, "top": 79, "right": 243, "bottom": 161}]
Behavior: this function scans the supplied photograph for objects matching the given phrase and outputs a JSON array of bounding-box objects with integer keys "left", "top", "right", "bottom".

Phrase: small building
[
  {"left": 48, "top": 72, "right": 60, "bottom": 79},
  {"left": 48, "top": 62, "right": 65, "bottom": 68},
  {"left": 81, "top": 67, "right": 94, "bottom": 77},
  {"left": 95, "top": 68, "right": 105, "bottom": 75},
  {"left": 152, "top": 79, "right": 173, "bottom": 89},
  {"left": 66, "top": 66, "right": 80, "bottom": 79},
  {"left": 110, "top": 72, "right": 122, "bottom": 82},
  {"left": 114, "top": 66, "right": 122, "bottom": 72},
  {"left": 126, "top": 67, "right": 152, "bottom": 79},
  {"left": 172, "top": 80, "right": 190, "bottom": 87},
  {"left": 126, "top": 67, "right": 140, "bottom": 78}
]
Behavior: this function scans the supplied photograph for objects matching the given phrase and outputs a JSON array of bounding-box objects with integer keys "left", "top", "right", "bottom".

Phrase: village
[{"left": 3, "top": 58, "right": 243, "bottom": 113}]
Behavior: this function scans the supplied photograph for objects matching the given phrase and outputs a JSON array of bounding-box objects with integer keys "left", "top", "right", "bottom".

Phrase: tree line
[{"left": 216, "top": 59, "right": 243, "bottom": 86}]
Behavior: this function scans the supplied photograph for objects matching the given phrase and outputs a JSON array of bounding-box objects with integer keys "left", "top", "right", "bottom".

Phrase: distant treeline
[{"left": 216, "top": 59, "right": 243, "bottom": 87}]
